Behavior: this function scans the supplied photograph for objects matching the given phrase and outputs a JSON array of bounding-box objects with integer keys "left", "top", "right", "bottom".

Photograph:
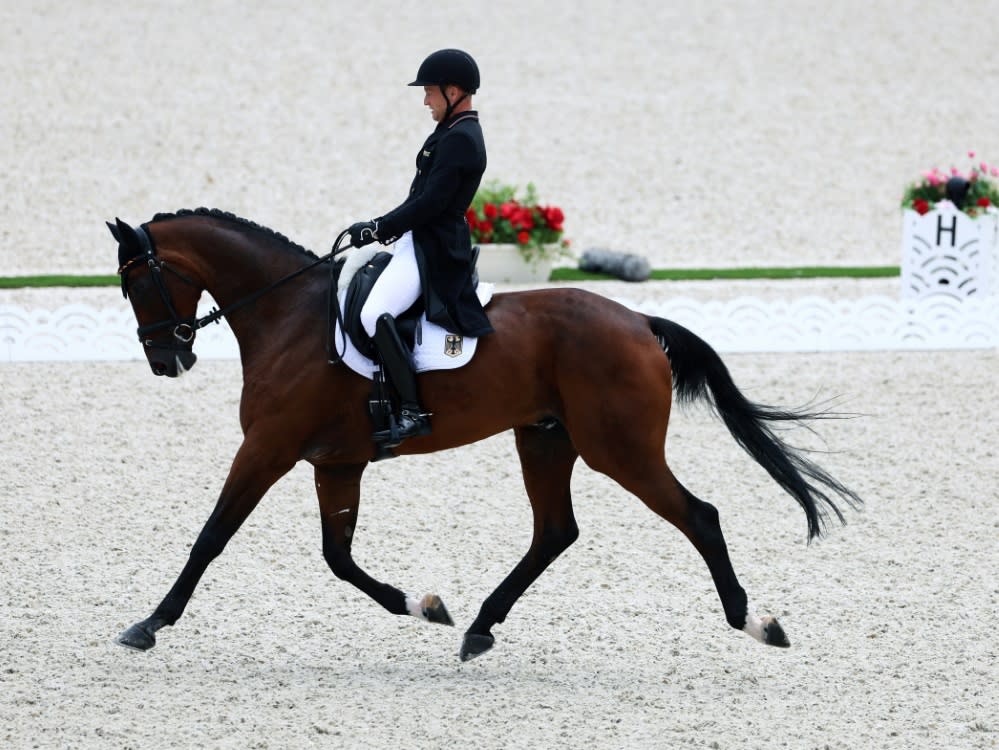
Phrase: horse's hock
[{"left": 901, "top": 203, "right": 998, "bottom": 299}]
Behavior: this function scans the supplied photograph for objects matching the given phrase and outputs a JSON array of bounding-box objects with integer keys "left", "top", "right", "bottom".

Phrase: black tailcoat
[{"left": 375, "top": 111, "right": 494, "bottom": 337}]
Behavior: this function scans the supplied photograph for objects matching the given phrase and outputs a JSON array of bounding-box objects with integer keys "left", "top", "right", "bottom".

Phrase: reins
[
  {"left": 123, "top": 224, "right": 354, "bottom": 349},
  {"left": 325, "top": 228, "right": 351, "bottom": 364}
]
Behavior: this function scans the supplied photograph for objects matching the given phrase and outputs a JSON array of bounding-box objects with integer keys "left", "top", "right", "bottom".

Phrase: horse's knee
[
  {"left": 190, "top": 528, "right": 229, "bottom": 563},
  {"left": 539, "top": 522, "right": 578, "bottom": 561}
]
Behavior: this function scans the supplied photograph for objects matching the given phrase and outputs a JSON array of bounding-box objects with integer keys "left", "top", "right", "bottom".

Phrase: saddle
[{"left": 333, "top": 245, "right": 480, "bottom": 360}]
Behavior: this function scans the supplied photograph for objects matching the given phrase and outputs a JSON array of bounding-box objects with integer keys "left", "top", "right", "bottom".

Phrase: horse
[{"left": 109, "top": 207, "right": 861, "bottom": 661}]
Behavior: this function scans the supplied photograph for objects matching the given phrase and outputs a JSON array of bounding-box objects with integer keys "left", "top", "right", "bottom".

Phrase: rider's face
[{"left": 423, "top": 85, "right": 459, "bottom": 122}]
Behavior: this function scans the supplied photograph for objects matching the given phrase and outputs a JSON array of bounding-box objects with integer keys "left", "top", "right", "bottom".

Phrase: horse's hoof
[
  {"left": 762, "top": 616, "right": 791, "bottom": 648},
  {"left": 421, "top": 594, "right": 454, "bottom": 627},
  {"left": 459, "top": 633, "right": 495, "bottom": 662},
  {"left": 116, "top": 622, "right": 156, "bottom": 651}
]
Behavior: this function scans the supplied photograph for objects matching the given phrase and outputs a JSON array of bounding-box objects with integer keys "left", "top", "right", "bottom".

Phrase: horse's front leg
[
  {"left": 461, "top": 423, "right": 580, "bottom": 661},
  {"left": 315, "top": 463, "right": 453, "bottom": 626},
  {"left": 116, "top": 437, "right": 295, "bottom": 651}
]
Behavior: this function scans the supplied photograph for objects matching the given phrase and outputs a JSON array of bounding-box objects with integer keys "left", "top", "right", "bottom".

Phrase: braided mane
[{"left": 149, "top": 207, "right": 320, "bottom": 260}]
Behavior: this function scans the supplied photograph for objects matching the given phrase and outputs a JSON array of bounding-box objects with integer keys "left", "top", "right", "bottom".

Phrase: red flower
[
  {"left": 977, "top": 197, "right": 991, "bottom": 208},
  {"left": 465, "top": 208, "right": 478, "bottom": 228},
  {"left": 483, "top": 203, "right": 498, "bottom": 220},
  {"left": 500, "top": 202, "right": 518, "bottom": 219},
  {"left": 516, "top": 230, "right": 530, "bottom": 245},
  {"left": 479, "top": 220, "right": 494, "bottom": 234},
  {"left": 913, "top": 199, "right": 931, "bottom": 215},
  {"left": 543, "top": 206, "right": 564, "bottom": 228}
]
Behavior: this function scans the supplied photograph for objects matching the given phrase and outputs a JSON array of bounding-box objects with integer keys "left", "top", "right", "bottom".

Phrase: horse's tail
[{"left": 647, "top": 315, "right": 862, "bottom": 541}]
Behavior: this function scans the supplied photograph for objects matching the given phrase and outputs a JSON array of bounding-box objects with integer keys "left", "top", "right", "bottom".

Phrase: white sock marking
[
  {"left": 405, "top": 596, "right": 424, "bottom": 619},
  {"left": 743, "top": 603, "right": 767, "bottom": 643}
]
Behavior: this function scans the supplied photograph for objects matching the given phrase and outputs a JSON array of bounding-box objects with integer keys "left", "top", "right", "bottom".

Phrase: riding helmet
[{"left": 409, "top": 49, "right": 479, "bottom": 94}]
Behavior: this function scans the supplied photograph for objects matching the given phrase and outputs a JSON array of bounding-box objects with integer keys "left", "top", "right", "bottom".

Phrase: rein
[{"left": 121, "top": 225, "right": 353, "bottom": 348}]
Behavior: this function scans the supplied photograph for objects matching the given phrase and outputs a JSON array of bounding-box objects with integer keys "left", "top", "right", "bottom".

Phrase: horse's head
[{"left": 109, "top": 217, "right": 202, "bottom": 377}]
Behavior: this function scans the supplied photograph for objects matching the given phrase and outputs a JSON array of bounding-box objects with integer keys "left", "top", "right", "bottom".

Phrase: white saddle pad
[{"left": 331, "top": 283, "right": 494, "bottom": 380}]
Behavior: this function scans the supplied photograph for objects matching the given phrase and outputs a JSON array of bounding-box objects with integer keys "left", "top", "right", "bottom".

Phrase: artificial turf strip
[
  {"left": 550, "top": 266, "right": 900, "bottom": 281},
  {"left": 0, "top": 275, "right": 120, "bottom": 289},
  {"left": 0, "top": 266, "right": 901, "bottom": 289}
]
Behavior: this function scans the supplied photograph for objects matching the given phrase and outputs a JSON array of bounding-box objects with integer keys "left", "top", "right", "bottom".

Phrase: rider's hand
[{"left": 349, "top": 221, "right": 378, "bottom": 248}]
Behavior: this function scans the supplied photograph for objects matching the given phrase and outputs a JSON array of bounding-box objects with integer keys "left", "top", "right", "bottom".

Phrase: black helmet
[{"left": 409, "top": 49, "right": 479, "bottom": 94}]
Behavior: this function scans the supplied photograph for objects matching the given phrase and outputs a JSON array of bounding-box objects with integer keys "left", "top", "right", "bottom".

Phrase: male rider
[{"left": 349, "top": 49, "right": 492, "bottom": 447}]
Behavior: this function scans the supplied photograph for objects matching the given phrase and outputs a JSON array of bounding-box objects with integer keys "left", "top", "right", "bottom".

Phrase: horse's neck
[{"left": 161, "top": 219, "right": 311, "bottom": 341}]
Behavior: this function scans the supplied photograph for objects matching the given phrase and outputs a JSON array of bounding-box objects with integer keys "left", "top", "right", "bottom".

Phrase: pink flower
[
  {"left": 992, "top": 167, "right": 999, "bottom": 177},
  {"left": 968, "top": 150, "right": 976, "bottom": 159},
  {"left": 981, "top": 162, "right": 989, "bottom": 173},
  {"left": 951, "top": 167, "right": 960, "bottom": 176}
]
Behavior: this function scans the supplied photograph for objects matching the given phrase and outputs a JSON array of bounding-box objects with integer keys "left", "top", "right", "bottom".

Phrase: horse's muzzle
[{"left": 148, "top": 349, "right": 198, "bottom": 377}]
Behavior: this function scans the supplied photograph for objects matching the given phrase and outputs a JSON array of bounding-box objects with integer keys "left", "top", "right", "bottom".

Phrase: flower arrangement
[
  {"left": 902, "top": 151, "right": 999, "bottom": 217},
  {"left": 466, "top": 182, "right": 571, "bottom": 263}
]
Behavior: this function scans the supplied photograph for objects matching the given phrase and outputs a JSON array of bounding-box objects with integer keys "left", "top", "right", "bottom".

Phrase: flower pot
[{"left": 474, "top": 243, "right": 555, "bottom": 283}]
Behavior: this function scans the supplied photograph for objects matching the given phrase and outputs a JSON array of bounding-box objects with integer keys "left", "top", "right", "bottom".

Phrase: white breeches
[{"left": 360, "top": 231, "right": 422, "bottom": 338}]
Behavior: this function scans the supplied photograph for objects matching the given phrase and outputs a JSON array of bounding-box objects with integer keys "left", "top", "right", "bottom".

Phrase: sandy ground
[
  {"left": 2, "top": 1, "right": 999, "bottom": 748},
  {"left": 1, "top": 351, "right": 997, "bottom": 749}
]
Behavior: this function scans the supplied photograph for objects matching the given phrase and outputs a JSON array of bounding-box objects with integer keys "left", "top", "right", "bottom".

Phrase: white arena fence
[{"left": 2, "top": 293, "right": 996, "bottom": 363}]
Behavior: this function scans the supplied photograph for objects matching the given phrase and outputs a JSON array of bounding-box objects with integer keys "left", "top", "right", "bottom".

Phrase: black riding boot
[{"left": 371, "top": 313, "right": 431, "bottom": 447}]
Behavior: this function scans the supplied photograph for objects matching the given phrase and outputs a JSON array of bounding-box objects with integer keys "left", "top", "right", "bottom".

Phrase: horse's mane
[{"left": 149, "top": 207, "right": 320, "bottom": 260}]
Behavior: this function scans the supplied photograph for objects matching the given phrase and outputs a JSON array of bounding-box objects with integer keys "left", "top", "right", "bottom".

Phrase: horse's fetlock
[
  {"left": 725, "top": 610, "right": 748, "bottom": 631},
  {"left": 723, "top": 590, "right": 749, "bottom": 631}
]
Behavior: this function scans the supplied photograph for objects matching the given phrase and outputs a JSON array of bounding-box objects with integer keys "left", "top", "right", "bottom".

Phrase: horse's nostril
[{"left": 152, "top": 362, "right": 166, "bottom": 375}]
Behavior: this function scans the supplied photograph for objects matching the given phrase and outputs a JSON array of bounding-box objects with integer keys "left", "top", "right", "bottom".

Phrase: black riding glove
[{"left": 349, "top": 221, "right": 378, "bottom": 248}]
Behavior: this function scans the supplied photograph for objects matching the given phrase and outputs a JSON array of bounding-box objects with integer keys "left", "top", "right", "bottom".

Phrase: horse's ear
[
  {"left": 114, "top": 217, "right": 142, "bottom": 269},
  {"left": 106, "top": 220, "right": 121, "bottom": 242}
]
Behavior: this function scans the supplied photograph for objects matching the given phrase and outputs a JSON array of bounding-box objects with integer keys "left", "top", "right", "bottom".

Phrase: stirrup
[{"left": 372, "top": 408, "right": 432, "bottom": 448}]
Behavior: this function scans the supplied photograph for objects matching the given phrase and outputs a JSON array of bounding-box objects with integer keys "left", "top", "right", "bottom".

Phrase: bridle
[{"left": 118, "top": 224, "right": 352, "bottom": 355}]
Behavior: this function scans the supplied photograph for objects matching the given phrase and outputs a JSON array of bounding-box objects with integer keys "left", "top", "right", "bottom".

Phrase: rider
[{"left": 349, "top": 49, "right": 493, "bottom": 447}]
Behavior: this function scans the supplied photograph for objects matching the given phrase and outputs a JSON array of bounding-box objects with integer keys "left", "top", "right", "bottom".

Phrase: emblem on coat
[{"left": 444, "top": 334, "right": 463, "bottom": 357}]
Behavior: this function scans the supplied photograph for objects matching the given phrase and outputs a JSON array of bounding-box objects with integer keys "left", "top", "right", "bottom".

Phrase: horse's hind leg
[
  {"left": 620, "top": 466, "right": 790, "bottom": 648},
  {"left": 565, "top": 346, "right": 790, "bottom": 648},
  {"left": 461, "top": 422, "right": 580, "bottom": 661},
  {"left": 314, "top": 463, "right": 453, "bottom": 626}
]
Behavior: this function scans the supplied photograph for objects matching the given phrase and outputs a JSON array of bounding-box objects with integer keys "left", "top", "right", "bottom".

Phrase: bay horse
[{"left": 110, "top": 208, "right": 861, "bottom": 661}]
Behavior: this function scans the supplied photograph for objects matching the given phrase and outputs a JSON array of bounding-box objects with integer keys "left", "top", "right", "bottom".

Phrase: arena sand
[
  {"left": 1, "top": 348, "right": 996, "bottom": 749},
  {"left": 2, "top": 1, "right": 998, "bottom": 748}
]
